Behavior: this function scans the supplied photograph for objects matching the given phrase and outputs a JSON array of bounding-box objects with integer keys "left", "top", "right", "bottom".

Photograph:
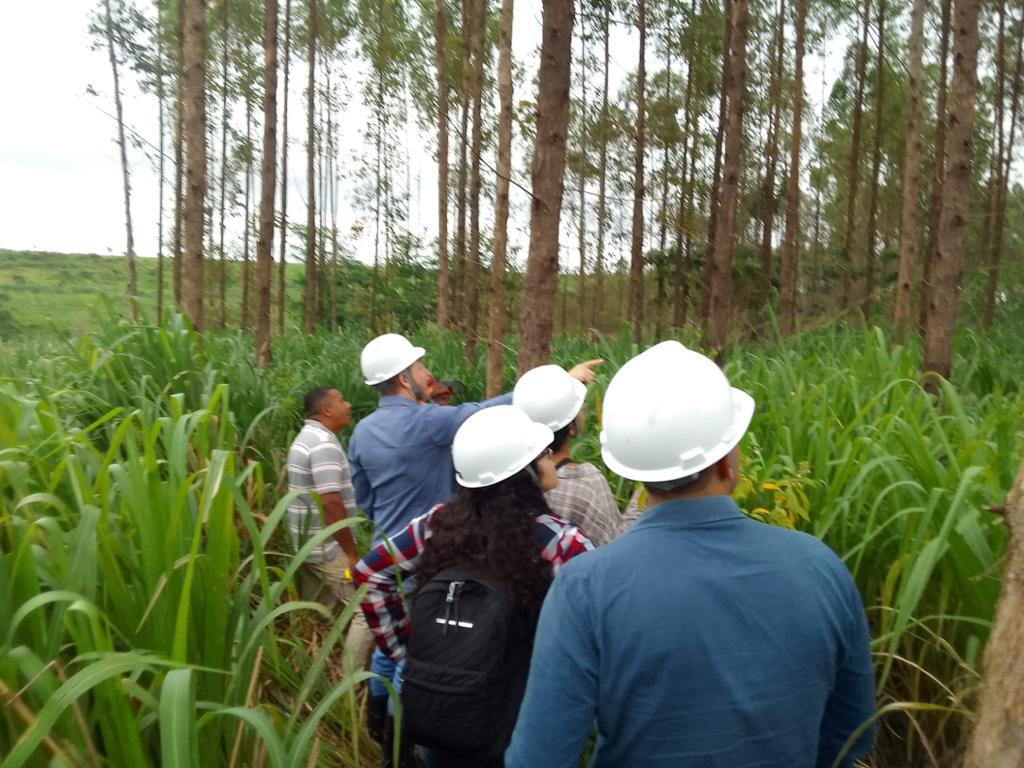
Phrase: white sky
[{"left": 0, "top": 1, "right": 844, "bottom": 266}]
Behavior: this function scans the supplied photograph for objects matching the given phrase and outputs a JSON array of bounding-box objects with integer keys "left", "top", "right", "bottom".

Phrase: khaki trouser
[{"left": 299, "top": 554, "right": 376, "bottom": 673}]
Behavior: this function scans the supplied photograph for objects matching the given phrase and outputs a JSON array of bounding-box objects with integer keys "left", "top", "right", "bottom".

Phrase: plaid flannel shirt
[
  {"left": 353, "top": 504, "right": 595, "bottom": 661},
  {"left": 544, "top": 462, "right": 625, "bottom": 546}
]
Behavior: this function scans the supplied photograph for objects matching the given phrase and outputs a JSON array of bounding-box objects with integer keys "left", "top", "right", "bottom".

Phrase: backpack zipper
[{"left": 442, "top": 580, "right": 464, "bottom": 637}]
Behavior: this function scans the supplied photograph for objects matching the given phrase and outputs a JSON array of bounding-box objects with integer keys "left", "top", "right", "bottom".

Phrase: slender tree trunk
[
  {"left": 862, "top": 0, "right": 885, "bottom": 320},
  {"left": 303, "top": 0, "right": 317, "bottom": 335},
  {"left": 979, "top": 1, "right": 1007, "bottom": 284},
  {"left": 841, "top": 0, "right": 870, "bottom": 309},
  {"left": 277, "top": 0, "right": 292, "bottom": 335},
  {"left": 453, "top": 3, "right": 471, "bottom": 325},
  {"left": 592, "top": 0, "right": 610, "bottom": 327},
  {"left": 627, "top": 0, "right": 647, "bottom": 344},
  {"left": 516, "top": 0, "right": 573, "bottom": 373},
  {"left": 922, "top": 0, "right": 981, "bottom": 385},
  {"left": 156, "top": 1, "right": 166, "bottom": 323},
  {"left": 174, "top": 6, "right": 185, "bottom": 307},
  {"left": 674, "top": 14, "right": 696, "bottom": 329},
  {"left": 372, "top": 87, "right": 383, "bottom": 332},
  {"left": 241, "top": 88, "right": 254, "bottom": 331},
  {"left": 103, "top": 0, "right": 139, "bottom": 322},
  {"left": 465, "top": 0, "right": 485, "bottom": 360},
  {"left": 217, "top": 0, "right": 230, "bottom": 329},
  {"left": 485, "top": 0, "right": 514, "bottom": 396},
  {"left": 758, "top": 0, "right": 785, "bottom": 307},
  {"left": 706, "top": 0, "right": 749, "bottom": 351},
  {"left": 701, "top": 6, "right": 731, "bottom": 325},
  {"left": 892, "top": 0, "right": 927, "bottom": 341},
  {"left": 435, "top": 0, "right": 452, "bottom": 329},
  {"left": 982, "top": 7, "right": 1022, "bottom": 329},
  {"left": 181, "top": 0, "right": 207, "bottom": 332},
  {"left": 919, "top": 0, "right": 953, "bottom": 333},
  {"left": 256, "top": 0, "right": 278, "bottom": 365},
  {"left": 778, "top": 0, "right": 806, "bottom": 336},
  {"left": 577, "top": 25, "right": 587, "bottom": 331},
  {"left": 328, "top": 113, "right": 339, "bottom": 329},
  {"left": 966, "top": 458, "right": 1024, "bottom": 768}
]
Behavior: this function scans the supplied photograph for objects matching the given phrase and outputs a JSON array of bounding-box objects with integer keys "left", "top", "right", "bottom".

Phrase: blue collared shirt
[
  {"left": 348, "top": 393, "right": 512, "bottom": 540},
  {"left": 506, "top": 496, "right": 876, "bottom": 768}
]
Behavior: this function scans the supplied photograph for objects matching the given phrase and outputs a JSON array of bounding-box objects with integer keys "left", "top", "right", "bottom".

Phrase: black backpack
[{"left": 402, "top": 567, "right": 532, "bottom": 757}]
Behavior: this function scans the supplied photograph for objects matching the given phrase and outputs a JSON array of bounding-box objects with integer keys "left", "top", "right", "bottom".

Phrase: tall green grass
[{"left": 2, "top": 308, "right": 1022, "bottom": 765}]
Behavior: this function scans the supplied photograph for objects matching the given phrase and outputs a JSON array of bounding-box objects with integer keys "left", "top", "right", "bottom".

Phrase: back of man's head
[{"left": 303, "top": 387, "right": 334, "bottom": 419}]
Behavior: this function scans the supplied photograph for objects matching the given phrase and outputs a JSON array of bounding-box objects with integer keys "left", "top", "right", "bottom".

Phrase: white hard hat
[
  {"left": 513, "top": 365, "right": 587, "bottom": 431},
  {"left": 453, "top": 405, "right": 554, "bottom": 488},
  {"left": 599, "top": 341, "right": 755, "bottom": 482},
  {"left": 360, "top": 334, "right": 426, "bottom": 386}
]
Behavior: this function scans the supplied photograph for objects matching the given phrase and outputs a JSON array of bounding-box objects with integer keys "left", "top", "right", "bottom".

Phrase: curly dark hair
[{"left": 417, "top": 468, "right": 554, "bottom": 636}]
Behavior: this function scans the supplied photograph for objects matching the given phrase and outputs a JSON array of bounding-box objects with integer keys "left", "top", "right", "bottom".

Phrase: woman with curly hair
[{"left": 353, "top": 405, "right": 594, "bottom": 768}]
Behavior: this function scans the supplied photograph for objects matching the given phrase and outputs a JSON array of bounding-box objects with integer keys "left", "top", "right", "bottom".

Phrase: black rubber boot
[{"left": 367, "top": 694, "right": 389, "bottom": 747}]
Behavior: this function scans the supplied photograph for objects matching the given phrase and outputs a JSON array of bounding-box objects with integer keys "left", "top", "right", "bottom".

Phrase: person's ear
[{"left": 715, "top": 454, "right": 734, "bottom": 482}]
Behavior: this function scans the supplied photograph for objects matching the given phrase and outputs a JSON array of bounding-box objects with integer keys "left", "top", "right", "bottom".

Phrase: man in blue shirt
[
  {"left": 507, "top": 341, "right": 875, "bottom": 768},
  {"left": 350, "top": 333, "right": 599, "bottom": 765}
]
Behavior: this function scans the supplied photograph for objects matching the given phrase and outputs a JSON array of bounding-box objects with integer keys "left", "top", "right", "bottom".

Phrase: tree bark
[
  {"left": 577, "top": 24, "right": 587, "bottom": 331},
  {"left": 181, "top": 0, "right": 207, "bottom": 332},
  {"left": 452, "top": 2, "right": 471, "bottom": 326},
  {"left": 627, "top": 0, "right": 647, "bottom": 344},
  {"left": 174, "top": 5, "right": 185, "bottom": 308},
  {"left": 435, "top": 0, "right": 452, "bottom": 329},
  {"left": 277, "top": 0, "right": 292, "bottom": 335},
  {"left": 758, "top": 0, "right": 785, "bottom": 309},
  {"left": 516, "top": 0, "right": 573, "bottom": 373},
  {"left": 156, "top": 0, "right": 167, "bottom": 324},
  {"left": 303, "top": 0, "right": 317, "bottom": 335},
  {"left": 919, "top": 0, "right": 953, "bottom": 333},
  {"left": 216, "top": 0, "right": 230, "bottom": 330},
  {"left": 256, "top": 0, "right": 278, "bottom": 365},
  {"left": 892, "top": 0, "right": 927, "bottom": 341},
  {"left": 674, "top": 11, "right": 696, "bottom": 330},
  {"left": 705, "top": 0, "right": 749, "bottom": 352},
  {"left": 965, "top": 457, "right": 1024, "bottom": 768},
  {"left": 982, "top": 8, "right": 1023, "bottom": 330},
  {"left": 242, "top": 90, "right": 254, "bottom": 331},
  {"left": 922, "top": 0, "right": 981, "bottom": 385},
  {"left": 103, "top": 0, "right": 139, "bottom": 322},
  {"left": 465, "top": 0, "right": 485, "bottom": 360},
  {"left": 840, "top": 0, "right": 870, "bottom": 309},
  {"left": 701, "top": 5, "right": 731, "bottom": 326},
  {"left": 485, "top": 0, "right": 514, "bottom": 396},
  {"left": 592, "top": 0, "right": 610, "bottom": 327},
  {"left": 778, "top": 0, "right": 806, "bottom": 336},
  {"left": 861, "top": 0, "right": 885, "bottom": 320}
]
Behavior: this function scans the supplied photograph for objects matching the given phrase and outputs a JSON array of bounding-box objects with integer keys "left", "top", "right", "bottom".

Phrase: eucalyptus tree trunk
[
  {"left": 758, "top": 0, "right": 785, "bottom": 307},
  {"left": 966, "top": 458, "right": 1024, "bottom": 768},
  {"left": 256, "top": 0, "right": 278, "bottom": 365},
  {"left": 241, "top": 88, "right": 254, "bottom": 331},
  {"left": 674, "top": 11, "right": 696, "bottom": 330},
  {"left": 982, "top": 7, "right": 1023, "bottom": 330},
  {"left": 485, "top": 0, "right": 514, "bottom": 396},
  {"left": 303, "top": 0, "right": 317, "bottom": 335},
  {"left": 627, "top": 0, "right": 647, "bottom": 344},
  {"left": 862, "top": 0, "right": 885, "bottom": 320},
  {"left": 706, "top": 0, "right": 749, "bottom": 352},
  {"left": 278, "top": 0, "right": 292, "bottom": 335},
  {"left": 181, "top": 0, "right": 207, "bottom": 332},
  {"left": 979, "top": 1, "right": 1007, "bottom": 285},
  {"left": 217, "top": 0, "right": 230, "bottom": 329},
  {"left": 919, "top": 0, "right": 952, "bottom": 333},
  {"left": 592, "top": 0, "right": 610, "bottom": 327},
  {"left": 892, "top": 0, "right": 927, "bottom": 341},
  {"left": 701, "top": 6, "right": 731, "bottom": 326},
  {"left": 778, "top": 0, "right": 806, "bottom": 336},
  {"left": 156, "top": 0, "right": 167, "bottom": 323},
  {"left": 435, "top": 0, "right": 452, "bottom": 329},
  {"left": 465, "top": 0, "right": 485, "bottom": 360},
  {"left": 840, "top": 0, "right": 870, "bottom": 309},
  {"left": 517, "top": 0, "right": 573, "bottom": 373},
  {"left": 174, "top": 6, "right": 185, "bottom": 307},
  {"left": 922, "top": 0, "right": 981, "bottom": 385},
  {"left": 577, "top": 26, "right": 588, "bottom": 330},
  {"left": 102, "top": 0, "right": 139, "bottom": 322}
]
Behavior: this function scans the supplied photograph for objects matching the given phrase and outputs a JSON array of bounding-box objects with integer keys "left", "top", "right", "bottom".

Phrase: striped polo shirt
[{"left": 287, "top": 419, "right": 356, "bottom": 563}]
